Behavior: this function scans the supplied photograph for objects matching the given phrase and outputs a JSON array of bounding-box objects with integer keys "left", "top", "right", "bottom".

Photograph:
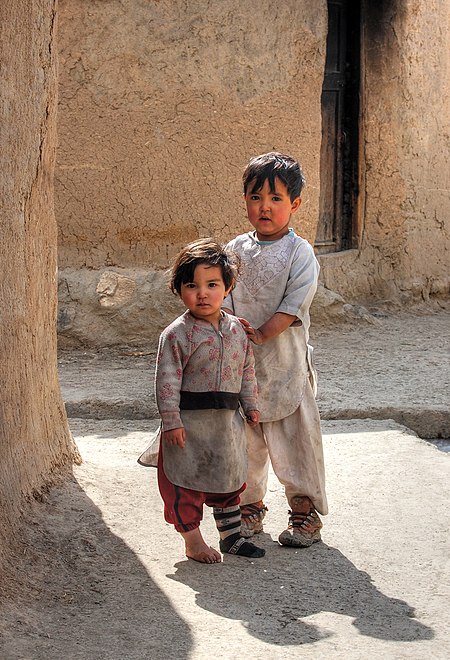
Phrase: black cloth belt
[{"left": 179, "top": 391, "right": 240, "bottom": 410}]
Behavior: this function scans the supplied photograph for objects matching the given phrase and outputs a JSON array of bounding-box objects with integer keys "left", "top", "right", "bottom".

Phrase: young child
[
  {"left": 223, "top": 152, "right": 328, "bottom": 547},
  {"left": 154, "top": 238, "right": 265, "bottom": 563}
]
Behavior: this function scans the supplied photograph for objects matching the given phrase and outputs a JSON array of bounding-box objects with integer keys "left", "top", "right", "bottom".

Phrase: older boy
[{"left": 223, "top": 152, "right": 328, "bottom": 547}]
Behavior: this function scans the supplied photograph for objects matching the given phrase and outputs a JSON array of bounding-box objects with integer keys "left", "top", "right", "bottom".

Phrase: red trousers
[{"left": 157, "top": 448, "right": 245, "bottom": 532}]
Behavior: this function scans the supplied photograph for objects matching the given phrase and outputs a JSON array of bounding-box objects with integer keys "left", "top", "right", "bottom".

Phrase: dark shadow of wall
[{"left": 0, "top": 478, "right": 192, "bottom": 659}]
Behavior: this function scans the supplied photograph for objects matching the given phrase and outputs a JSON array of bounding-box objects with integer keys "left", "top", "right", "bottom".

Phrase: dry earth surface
[{"left": 0, "top": 307, "right": 449, "bottom": 659}]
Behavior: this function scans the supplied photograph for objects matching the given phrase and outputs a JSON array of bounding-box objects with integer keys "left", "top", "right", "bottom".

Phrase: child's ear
[
  {"left": 291, "top": 196, "right": 302, "bottom": 214},
  {"left": 224, "top": 279, "right": 235, "bottom": 297}
]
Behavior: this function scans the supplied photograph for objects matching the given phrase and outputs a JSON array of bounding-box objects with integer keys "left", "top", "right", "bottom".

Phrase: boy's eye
[
  {"left": 185, "top": 283, "right": 196, "bottom": 289},
  {"left": 272, "top": 196, "right": 282, "bottom": 201},
  {"left": 208, "top": 282, "right": 218, "bottom": 288},
  {"left": 250, "top": 195, "right": 260, "bottom": 201}
]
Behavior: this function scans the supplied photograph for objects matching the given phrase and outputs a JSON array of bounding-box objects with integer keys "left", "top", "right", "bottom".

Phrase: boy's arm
[
  {"left": 240, "top": 312, "right": 296, "bottom": 345},
  {"left": 242, "top": 242, "right": 319, "bottom": 345},
  {"left": 277, "top": 241, "right": 319, "bottom": 325}
]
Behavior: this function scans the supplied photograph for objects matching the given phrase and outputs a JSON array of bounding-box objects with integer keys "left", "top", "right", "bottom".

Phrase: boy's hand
[
  {"left": 162, "top": 427, "right": 186, "bottom": 448},
  {"left": 245, "top": 410, "right": 260, "bottom": 427},
  {"left": 238, "top": 317, "right": 264, "bottom": 345},
  {"left": 240, "top": 312, "right": 296, "bottom": 345}
]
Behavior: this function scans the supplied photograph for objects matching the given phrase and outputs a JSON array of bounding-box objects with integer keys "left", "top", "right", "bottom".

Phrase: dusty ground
[
  {"left": 0, "top": 307, "right": 449, "bottom": 659},
  {"left": 59, "top": 306, "right": 450, "bottom": 438}
]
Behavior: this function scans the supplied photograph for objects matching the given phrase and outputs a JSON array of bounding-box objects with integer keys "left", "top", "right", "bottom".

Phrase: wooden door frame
[{"left": 317, "top": 0, "right": 364, "bottom": 254}]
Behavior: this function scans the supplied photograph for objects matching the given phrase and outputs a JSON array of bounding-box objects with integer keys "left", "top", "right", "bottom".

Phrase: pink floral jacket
[{"left": 155, "top": 310, "right": 258, "bottom": 431}]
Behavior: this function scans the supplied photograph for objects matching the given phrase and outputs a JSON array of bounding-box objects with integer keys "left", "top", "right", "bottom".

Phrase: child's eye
[
  {"left": 272, "top": 196, "right": 282, "bottom": 202},
  {"left": 208, "top": 283, "right": 218, "bottom": 288},
  {"left": 185, "top": 283, "right": 196, "bottom": 289},
  {"left": 250, "top": 195, "right": 260, "bottom": 201}
]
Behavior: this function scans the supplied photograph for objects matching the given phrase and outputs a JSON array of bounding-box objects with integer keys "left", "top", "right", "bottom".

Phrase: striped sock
[
  {"left": 213, "top": 505, "right": 241, "bottom": 541},
  {"left": 214, "top": 505, "right": 265, "bottom": 558}
]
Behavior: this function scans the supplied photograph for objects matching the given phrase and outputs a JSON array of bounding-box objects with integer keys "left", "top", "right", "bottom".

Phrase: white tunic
[{"left": 224, "top": 231, "right": 319, "bottom": 422}]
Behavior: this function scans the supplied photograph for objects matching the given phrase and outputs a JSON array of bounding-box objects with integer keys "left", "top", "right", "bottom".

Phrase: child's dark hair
[
  {"left": 243, "top": 152, "right": 306, "bottom": 202},
  {"left": 170, "top": 238, "right": 240, "bottom": 295}
]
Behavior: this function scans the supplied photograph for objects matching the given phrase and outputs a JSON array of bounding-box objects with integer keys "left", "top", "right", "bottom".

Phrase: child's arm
[
  {"left": 240, "top": 312, "right": 296, "bottom": 345},
  {"left": 245, "top": 409, "right": 260, "bottom": 427},
  {"left": 162, "top": 427, "right": 186, "bottom": 448},
  {"left": 239, "top": 332, "right": 260, "bottom": 420},
  {"left": 155, "top": 327, "right": 187, "bottom": 445}
]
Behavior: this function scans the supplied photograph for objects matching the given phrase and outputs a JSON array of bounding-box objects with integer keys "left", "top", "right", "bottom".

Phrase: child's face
[
  {"left": 180, "top": 264, "right": 232, "bottom": 327},
  {"left": 245, "top": 177, "right": 301, "bottom": 241}
]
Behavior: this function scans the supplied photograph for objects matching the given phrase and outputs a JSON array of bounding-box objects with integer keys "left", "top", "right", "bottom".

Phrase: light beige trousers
[{"left": 240, "top": 380, "right": 328, "bottom": 515}]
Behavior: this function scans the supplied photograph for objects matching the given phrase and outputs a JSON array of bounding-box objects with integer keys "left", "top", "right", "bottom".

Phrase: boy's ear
[{"left": 291, "top": 196, "right": 302, "bottom": 214}]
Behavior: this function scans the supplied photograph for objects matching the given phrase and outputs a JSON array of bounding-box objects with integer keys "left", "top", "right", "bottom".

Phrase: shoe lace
[
  {"left": 288, "top": 509, "right": 319, "bottom": 529},
  {"left": 241, "top": 502, "right": 268, "bottom": 519}
]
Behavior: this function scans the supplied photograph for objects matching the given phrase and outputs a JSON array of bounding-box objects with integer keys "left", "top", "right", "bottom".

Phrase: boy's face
[
  {"left": 180, "top": 264, "right": 232, "bottom": 327},
  {"left": 244, "top": 177, "right": 301, "bottom": 241}
]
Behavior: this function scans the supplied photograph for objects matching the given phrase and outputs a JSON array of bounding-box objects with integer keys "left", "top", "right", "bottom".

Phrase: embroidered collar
[{"left": 252, "top": 228, "right": 296, "bottom": 246}]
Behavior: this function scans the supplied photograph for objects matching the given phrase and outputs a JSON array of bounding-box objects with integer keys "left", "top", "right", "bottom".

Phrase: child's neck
[
  {"left": 188, "top": 310, "right": 221, "bottom": 330},
  {"left": 255, "top": 228, "right": 294, "bottom": 245}
]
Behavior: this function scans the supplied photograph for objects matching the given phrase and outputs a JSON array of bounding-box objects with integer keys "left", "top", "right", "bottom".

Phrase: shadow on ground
[
  {"left": 168, "top": 537, "right": 433, "bottom": 646},
  {"left": 0, "top": 477, "right": 192, "bottom": 660}
]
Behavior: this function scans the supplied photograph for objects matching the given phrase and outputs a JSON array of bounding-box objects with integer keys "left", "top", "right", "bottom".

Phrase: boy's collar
[{"left": 251, "top": 228, "right": 296, "bottom": 245}]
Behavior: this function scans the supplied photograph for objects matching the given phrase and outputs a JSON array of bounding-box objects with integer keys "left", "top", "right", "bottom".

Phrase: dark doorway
[{"left": 316, "top": 0, "right": 361, "bottom": 254}]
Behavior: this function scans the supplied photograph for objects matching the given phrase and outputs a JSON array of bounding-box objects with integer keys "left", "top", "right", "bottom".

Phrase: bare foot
[{"left": 180, "top": 527, "right": 222, "bottom": 564}]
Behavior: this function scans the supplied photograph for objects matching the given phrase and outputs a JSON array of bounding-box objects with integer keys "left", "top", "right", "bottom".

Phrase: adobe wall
[
  {"left": 0, "top": 0, "right": 75, "bottom": 544},
  {"left": 55, "top": 0, "right": 449, "bottom": 347},
  {"left": 319, "top": 0, "right": 450, "bottom": 305},
  {"left": 56, "top": 0, "right": 327, "bottom": 345}
]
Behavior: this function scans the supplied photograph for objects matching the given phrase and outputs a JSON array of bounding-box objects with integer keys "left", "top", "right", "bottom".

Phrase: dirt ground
[
  {"left": 59, "top": 305, "right": 450, "bottom": 439},
  {"left": 0, "top": 306, "right": 449, "bottom": 659}
]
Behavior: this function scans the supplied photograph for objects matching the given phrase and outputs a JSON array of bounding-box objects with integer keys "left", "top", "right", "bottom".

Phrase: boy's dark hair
[
  {"left": 170, "top": 238, "right": 240, "bottom": 295},
  {"left": 243, "top": 151, "right": 305, "bottom": 202}
]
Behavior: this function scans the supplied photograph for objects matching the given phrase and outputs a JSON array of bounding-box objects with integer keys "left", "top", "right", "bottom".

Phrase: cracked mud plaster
[
  {"left": 55, "top": 0, "right": 325, "bottom": 271},
  {"left": 55, "top": 0, "right": 449, "bottom": 315}
]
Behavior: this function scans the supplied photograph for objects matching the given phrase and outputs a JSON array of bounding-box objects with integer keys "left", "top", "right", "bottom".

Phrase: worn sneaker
[
  {"left": 240, "top": 500, "right": 268, "bottom": 538},
  {"left": 278, "top": 496, "right": 322, "bottom": 547}
]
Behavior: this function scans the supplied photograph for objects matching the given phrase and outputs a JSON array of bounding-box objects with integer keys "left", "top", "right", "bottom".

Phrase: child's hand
[
  {"left": 162, "top": 427, "right": 186, "bottom": 448},
  {"left": 245, "top": 410, "right": 260, "bottom": 427}
]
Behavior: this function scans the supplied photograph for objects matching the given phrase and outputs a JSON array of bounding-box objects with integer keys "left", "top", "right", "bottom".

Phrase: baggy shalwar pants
[{"left": 240, "top": 379, "right": 328, "bottom": 515}]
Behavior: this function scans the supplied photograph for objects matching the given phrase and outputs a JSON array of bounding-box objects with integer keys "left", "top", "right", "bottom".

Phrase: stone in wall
[{"left": 58, "top": 268, "right": 185, "bottom": 347}]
